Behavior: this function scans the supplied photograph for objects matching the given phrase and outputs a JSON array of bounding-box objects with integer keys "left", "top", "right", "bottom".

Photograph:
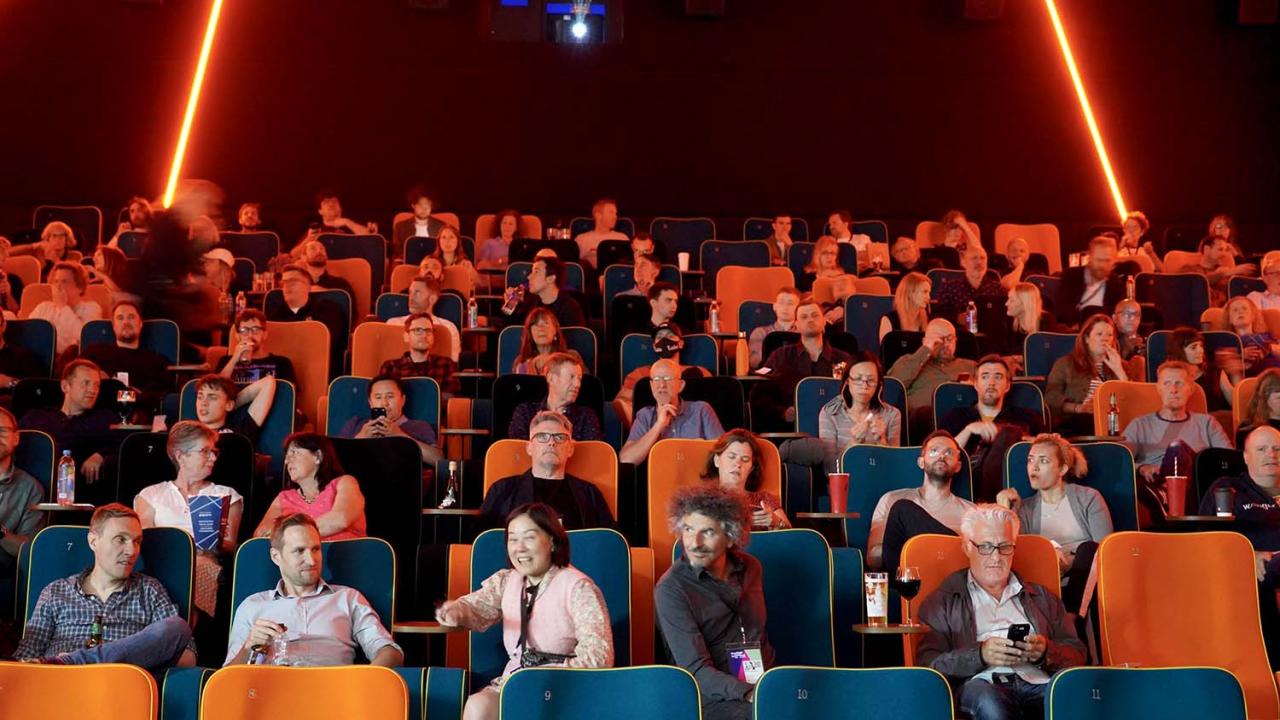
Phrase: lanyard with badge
[{"left": 725, "top": 617, "right": 764, "bottom": 684}]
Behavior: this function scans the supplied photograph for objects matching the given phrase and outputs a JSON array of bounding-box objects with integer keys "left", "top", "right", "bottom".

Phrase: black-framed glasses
[
  {"left": 531, "top": 432, "right": 570, "bottom": 445},
  {"left": 969, "top": 540, "right": 1016, "bottom": 556}
]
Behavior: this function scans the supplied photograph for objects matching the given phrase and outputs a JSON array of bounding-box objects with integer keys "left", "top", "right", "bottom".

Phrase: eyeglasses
[
  {"left": 847, "top": 376, "right": 877, "bottom": 386},
  {"left": 184, "top": 447, "right": 220, "bottom": 460},
  {"left": 531, "top": 432, "right": 571, "bottom": 445},
  {"left": 926, "top": 447, "right": 958, "bottom": 458},
  {"left": 969, "top": 540, "right": 1016, "bottom": 556},
  {"left": 238, "top": 326, "right": 265, "bottom": 335},
  {"left": 651, "top": 375, "right": 675, "bottom": 384}
]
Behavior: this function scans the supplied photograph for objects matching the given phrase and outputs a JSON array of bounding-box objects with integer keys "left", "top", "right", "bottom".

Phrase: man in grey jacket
[{"left": 917, "top": 504, "right": 1086, "bottom": 719}]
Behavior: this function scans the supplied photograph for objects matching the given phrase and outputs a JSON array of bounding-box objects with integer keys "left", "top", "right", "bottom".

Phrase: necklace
[{"left": 298, "top": 487, "right": 318, "bottom": 504}]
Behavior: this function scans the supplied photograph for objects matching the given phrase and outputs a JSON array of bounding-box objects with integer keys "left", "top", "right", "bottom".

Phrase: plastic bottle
[
  {"left": 735, "top": 330, "right": 750, "bottom": 376},
  {"left": 1125, "top": 275, "right": 1136, "bottom": 301},
  {"left": 56, "top": 450, "right": 75, "bottom": 506},
  {"left": 965, "top": 301, "right": 978, "bottom": 334},
  {"left": 1106, "top": 393, "right": 1121, "bottom": 436},
  {"left": 709, "top": 300, "right": 721, "bottom": 334},
  {"left": 234, "top": 291, "right": 247, "bottom": 319},
  {"left": 466, "top": 293, "right": 479, "bottom": 329}
]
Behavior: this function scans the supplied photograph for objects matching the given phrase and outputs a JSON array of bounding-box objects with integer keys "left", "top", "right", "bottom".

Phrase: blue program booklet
[{"left": 189, "top": 495, "right": 228, "bottom": 551}]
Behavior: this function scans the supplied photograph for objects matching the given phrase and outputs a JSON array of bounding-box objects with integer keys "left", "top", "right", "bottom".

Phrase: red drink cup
[
  {"left": 1165, "top": 475, "right": 1188, "bottom": 517},
  {"left": 828, "top": 473, "right": 850, "bottom": 514}
]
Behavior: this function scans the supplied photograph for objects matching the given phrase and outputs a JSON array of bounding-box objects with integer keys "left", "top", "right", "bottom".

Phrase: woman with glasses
[
  {"left": 253, "top": 432, "right": 366, "bottom": 540},
  {"left": 996, "top": 433, "right": 1111, "bottom": 614},
  {"left": 818, "top": 352, "right": 902, "bottom": 471},
  {"left": 802, "top": 235, "right": 844, "bottom": 290},
  {"left": 1207, "top": 213, "right": 1245, "bottom": 259},
  {"left": 134, "top": 421, "right": 244, "bottom": 618},
  {"left": 1247, "top": 255, "right": 1280, "bottom": 311},
  {"left": 702, "top": 428, "right": 790, "bottom": 530},
  {"left": 13, "top": 221, "right": 82, "bottom": 280}
]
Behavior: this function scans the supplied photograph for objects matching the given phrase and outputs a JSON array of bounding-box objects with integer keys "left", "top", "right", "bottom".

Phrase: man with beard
[
  {"left": 755, "top": 298, "right": 852, "bottom": 432},
  {"left": 655, "top": 485, "right": 773, "bottom": 720},
  {"left": 299, "top": 240, "right": 356, "bottom": 299},
  {"left": 889, "top": 319, "right": 977, "bottom": 435},
  {"left": 940, "top": 356, "right": 1043, "bottom": 501},
  {"left": 867, "top": 431, "right": 976, "bottom": 570},
  {"left": 80, "top": 300, "right": 171, "bottom": 395}
]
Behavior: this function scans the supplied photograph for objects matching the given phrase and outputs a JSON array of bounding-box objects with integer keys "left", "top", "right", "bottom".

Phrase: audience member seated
[
  {"left": 0, "top": 312, "right": 46, "bottom": 388},
  {"left": 477, "top": 209, "right": 521, "bottom": 270},
  {"left": 14, "top": 221, "right": 82, "bottom": 280},
  {"left": 783, "top": 352, "right": 901, "bottom": 472},
  {"left": 481, "top": 410, "right": 616, "bottom": 530},
  {"left": 418, "top": 254, "right": 444, "bottom": 285},
  {"left": 387, "top": 275, "right": 461, "bottom": 363},
  {"left": 106, "top": 196, "right": 153, "bottom": 247},
  {"left": 1198, "top": 426, "right": 1280, "bottom": 664},
  {"left": 994, "top": 237, "right": 1032, "bottom": 289},
  {"left": 1167, "top": 326, "right": 1240, "bottom": 414},
  {"left": 0, "top": 237, "right": 25, "bottom": 313},
  {"left": 703, "top": 428, "right": 789, "bottom": 531},
  {"left": 135, "top": 421, "right": 244, "bottom": 618},
  {"left": 1124, "top": 361, "right": 1233, "bottom": 511},
  {"left": 226, "top": 513, "right": 401, "bottom": 667},
  {"left": 1055, "top": 235, "right": 1123, "bottom": 328},
  {"left": 1248, "top": 254, "right": 1280, "bottom": 311},
  {"left": 265, "top": 263, "right": 347, "bottom": 376},
  {"left": 0, "top": 407, "right": 45, "bottom": 581},
  {"left": 298, "top": 240, "right": 356, "bottom": 298},
  {"left": 828, "top": 209, "right": 871, "bottom": 268},
  {"left": 192, "top": 373, "right": 276, "bottom": 446},
  {"left": 511, "top": 308, "right": 582, "bottom": 375},
  {"left": 188, "top": 215, "right": 220, "bottom": 254},
  {"left": 879, "top": 271, "right": 932, "bottom": 341},
  {"left": 917, "top": 504, "right": 1086, "bottom": 720},
  {"left": 201, "top": 248, "right": 235, "bottom": 296},
  {"left": 617, "top": 254, "right": 660, "bottom": 298},
  {"left": 220, "top": 309, "right": 298, "bottom": 386},
  {"left": 867, "top": 430, "right": 976, "bottom": 570},
  {"left": 1237, "top": 369, "right": 1280, "bottom": 447},
  {"left": 13, "top": 504, "right": 196, "bottom": 669},
  {"left": 939, "top": 209, "right": 980, "bottom": 254},
  {"left": 934, "top": 243, "right": 1005, "bottom": 325},
  {"left": 642, "top": 281, "right": 682, "bottom": 334},
  {"left": 942, "top": 355, "right": 1044, "bottom": 501},
  {"left": 748, "top": 287, "right": 800, "bottom": 370},
  {"left": 254, "top": 433, "right": 366, "bottom": 540},
  {"left": 87, "top": 245, "right": 133, "bottom": 302},
  {"left": 890, "top": 235, "right": 942, "bottom": 275},
  {"left": 502, "top": 256, "right": 585, "bottom": 328},
  {"left": 755, "top": 297, "right": 853, "bottom": 432},
  {"left": 1113, "top": 298, "right": 1146, "bottom": 361},
  {"left": 432, "top": 224, "right": 481, "bottom": 293},
  {"left": 20, "top": 359, "right": 117, "bottom": 504},
  {"left": 438, "top": 502, "right": 613, "bottom": 720},
  {"left": 1216, "top": 296, "right": 1280, "bottom": 376},
  {"left": 631, "top": 231, "right": 659, "bottom": 262},
  {"left": 655, "top": 485, "right": 773, "bottom": 720},
  {"left": 1004, "top": 282, "right": 1047, "bottom": 360},
  {"left": 1044, "top": 314, "right": 1138, "bottom": 436},
  {"left": 619, "top": 358, "right": 724, "bottom": 464},
  {"left": 614, "top": 323, "right": 710, "bottom": 424},
  {"left": 887, "top": 319, "right": 976, "bottom": 434},
  {"left": 378, "top": 311, "right": 461, "bottom": 397},
  {"left": 509, "top": 353, "right": 602, "bottom": 441},
  {"left": 574, "top": 198, "right": 628, "bottom": 269},
  {"left": 295, "top": 190, "right": 377, "bottom": 250},
  {"left": 31, "top": 261, "right": 102, "bottom": 357},
  {"left": 79, "top": 300, "right": 170, "bottom": 395},
  {"left": 1117, "top": 210, "right": 1163, "bottom": 271},
  {"left": 1207, "top": 213, "right": 1246, "bottom": 259},
  {"left": 996, "top": 433, "right": 1112, "bottom": 615},
  {"left": 1174, "top": 235, "right": 1254, "bottom": 308},
  {"left": 392, "top": 185, "right": 445, "bottom": 261},
  {"left": 820, "top": 273, "right": 858, "bottom": 330},
  {"left": 803, "top": 235, "right": 844, "bottom": 286},
  {"left": 763, "top": 214, "right": 794, "bottom": 266},
  {"left": 335, "top": 374, "right": 442, "bottom": 464},
  {"left": 234, "top": 201, "right": 262, "bottom": 233}
]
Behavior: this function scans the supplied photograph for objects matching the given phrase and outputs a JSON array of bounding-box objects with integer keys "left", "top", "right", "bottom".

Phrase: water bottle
[
  {"left": 56, "top": 450, "right": 75, "bottom": 506},
  {"left": 234, "top": 291, "right": 247, "bottom": 319},
  {"left": 965, "top": 301, "right": 978, "bottom": 334},
  {"left": 219, "top": 292, "right": 233, "bottom": 326},
  {"left": 439, "top": 460, "right": 460, "bottom": 509},
  {"left": 709, "top": 300, "right": 721, "bottom": 334},
  {"left": 466, "top": 294, "right": 479, "bottom": 329},
  {"left": 1125, "top": 275, "right": 1136, "bottom": 301},
  {"left": 502, "top": 284, "right": 526, "bottom": 315},
  {"left": 1106, "top": 393, "right": 1121, "bottom": 436},
  {"left": 735, "top": 330, "right": 750, "bottom": 376},
  {"left": 268, "top": 634, "right": 290, "bottom": 666}
]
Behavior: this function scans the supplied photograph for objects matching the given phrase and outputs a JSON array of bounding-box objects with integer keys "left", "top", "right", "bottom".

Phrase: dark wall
[{"left": 2, "top": 0, "right": 1277, "bottom": 244}]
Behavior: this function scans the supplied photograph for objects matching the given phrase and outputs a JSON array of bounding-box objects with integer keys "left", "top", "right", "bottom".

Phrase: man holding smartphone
[
  {"left": 916, "top": 505, "right": 1085, "bottom": 720},
  {"left": 335, "top": 375, "right": 441, "bottom": 465}
]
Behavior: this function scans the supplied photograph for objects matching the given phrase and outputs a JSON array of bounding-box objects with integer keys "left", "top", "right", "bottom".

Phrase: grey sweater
[
  {"left": 1016, "top": 483, "right": 1113, "bottom": 549},
  {"left": 1121, "top": 412, "right": 1232, "bottom": 467}
]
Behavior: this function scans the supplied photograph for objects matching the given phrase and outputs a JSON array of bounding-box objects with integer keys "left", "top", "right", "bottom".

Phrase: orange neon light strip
[
  {"left": 1044, "top": 0, "right": 1128, "bottom": 220},
  {"left": 162, "top": 0, "right": 225, "bottom": 208}
]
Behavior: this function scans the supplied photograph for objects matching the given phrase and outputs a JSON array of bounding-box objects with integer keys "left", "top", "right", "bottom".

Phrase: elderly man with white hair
[{"left": 917, "top": 504, "right": 1086, "bottom": 720}]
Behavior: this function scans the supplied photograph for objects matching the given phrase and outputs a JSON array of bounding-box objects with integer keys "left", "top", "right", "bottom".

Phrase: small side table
[
  {"left": 852, "top": 623, "right": 931, "bottom": 635},
  {"left": 392, "top": 621, "right": 466, "bottom": 635}
]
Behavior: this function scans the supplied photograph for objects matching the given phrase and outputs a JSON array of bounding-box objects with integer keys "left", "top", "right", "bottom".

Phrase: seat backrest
[
  {"left": 738, "top": 299, "right": 776, "bottom": 341},
  {"left": 1098, "top": 531, "right": 1280, "bottom": 719},
  {"left": 325, "top": 257, "right": 373, "bottom": 320},
  {"left": 351, "top": 322, "right": 411, "bottom": 377},
  {"left": 1005, "top": 440, "right": 1139, "bottom": 531},
  {"left": 374, "top": 292, "right": 407, "bottom": 322},
  {"left": 1092, "top": 380, "right": 1207, "bottom": 437},
  {"left": 200, "top": 665, "right": 407, "bottom": 720},
  {"left": 506, "top": 261, "right": 585, "bottom": 292},
  {"left": 880, "top": 329, "right": 924, "bottom": 370},
  {"left": 474, "top": 213, "right": 542, "bottom": 244},
  {"left": 1023, "top": 332, "right": 1077, "bottom": 378},
  {"left": 496, "top": 325, "right": 599, "bottom": 377},
  {"left": 743, "top": 216, "right": 810, "bottom": 242},
  {"left": 230, "top": 536, "right": 395, "bottom": 630},
  {"left": 650, "top": 217, "right": 716, "bottom": 266},
  {"left": 220, "top": 231, "right": 281, "bottom": 271},
  {"left": 932, "top": 381, "right": 1046, "bottom": 429},
  {"left": 0, "top": 663, "right": 158, "bottom": 719},
  {"left": 25, "top": 525, "right": 194, "bottom": 624},
  {"left": 389, "top": 263, "right": 417, "bottom": 293},
  {"left": 7, "top": 318, "right": 56, "bottom": 376},
  {"left": 838, "top": 445, "right": 973, "bottom": 556},
  {"left": 34, "top": 205, "right": 103, "bottom": 250},
  {"left": 17, "top": 283, "right": 51, "bottom": 319},
  {"left": 481, "top": 439, "right": 618, "bottom": 518},
  {"left": 1229, "top": 275, "right": 1267, "bottom": 300},
  {"left": 79, "top": 318, "right": 180, "bottom": 365},
  {"left": 754, "top": 666, "right": 954, "bottom": 720},
  {"left": 901, "top": 533, "right": 1060, "bottom": 665},
  {"left": 325, "top": 375, "right": 439, "bottom": 437},
  {"left": 745, "top": 529, "right": 835, "bottom": 667},
  {"left": 1047, "top": 667, "right": 1247, "bottom": 720},
  {"left": 994, "top": 223, "right": 1062, "bottom": 274},
  {"left": 619, "top": 333, "right": 717, "bottom": 377},
  {"left": 317, "top": 233, "right": 386, "bottom": 304},
  {"left": 4, "top": 256, "right": 42, "bottom": 288},
  {"left": 261, "top": 320, "right": 328, "bottom": 427},
  {"left": 712, "top": 266, "right": 795, "bottom": 334},
  {"left": 646, "top": 438, "right": 781, "bottom": 577},
  {"left": 700, "top": 240, "right": 771, "bottom": 294},
  {"left": 1145, "top": 330, "right": 1242, "bottom": 382},
  {"left": 16, "top": 429, "right": 54, "bottom": 498},
  {"left": 795, "top": 377, "right": 842, "bottom": 437},
  {"left": 1162, "top": 250, "right": 1201, "bottom": 270},
  {"left": 469, "top": 528, "right": 631, "bottom": 687},
  {"left": 571, "top": 216, "right": 635, "bottom": 239},
  {"left": 1135, "top": 272, "right": 1211, "bottom": 329},
  {"left": 498, "top": 666, "right": 700, "bottom": 720}
]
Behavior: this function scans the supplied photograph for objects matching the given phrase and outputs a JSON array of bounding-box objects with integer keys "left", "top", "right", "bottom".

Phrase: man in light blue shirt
[{"left": 620, "top": 358, "right": 724, "bottom": 464}]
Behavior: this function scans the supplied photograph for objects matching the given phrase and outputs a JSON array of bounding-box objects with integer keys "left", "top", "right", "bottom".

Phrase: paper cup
[
  {"left": 1213, "top": 486, "right": 1236, "bottom": 517},
  {"left": 677, "top": 252, "right": 690, "bottom": 272},
  {"left": 1164, "top": 475, "right": 1188, "bottom": 517},
  {"left": 828, "top": 473, "right": 849, "bottom": 514}
]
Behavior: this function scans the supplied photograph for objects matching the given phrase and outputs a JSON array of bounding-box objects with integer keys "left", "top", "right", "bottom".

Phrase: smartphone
[
  {"left": 370, "top": 407, "right": 387, "bottom": 421},
  {"left": 1007, "top": 623, "right": 1030, "bottom": 644}
]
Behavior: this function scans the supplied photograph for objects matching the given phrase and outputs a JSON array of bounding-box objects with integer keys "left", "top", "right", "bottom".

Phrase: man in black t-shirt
[
  {"left": 191, "top": 373, "right": 276, "bottom": 446},
  {"left": 502, "top": 257, "right": 584, "bottom": 328},
  {"left": 265, "top": 265, "right": 346, "bottom": 377},
  {"left": 219, "top": 309, "right": 297, "bottom": 387},
  {"left": 80, "top": 300, "right": 170, "bottom": 393}
]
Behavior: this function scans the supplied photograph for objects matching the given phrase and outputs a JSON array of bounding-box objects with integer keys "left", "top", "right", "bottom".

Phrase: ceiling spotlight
[{"left": 571, "top": 17, "right": 588, "bottom": 38}]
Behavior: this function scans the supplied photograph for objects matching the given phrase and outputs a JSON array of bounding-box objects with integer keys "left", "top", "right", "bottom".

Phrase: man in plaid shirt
[
  {"left": 378, "top": 311, "right": 460, "bottom": 396},
  {"left": 14, "top": 504, "right": 196, "bottom": 669}
]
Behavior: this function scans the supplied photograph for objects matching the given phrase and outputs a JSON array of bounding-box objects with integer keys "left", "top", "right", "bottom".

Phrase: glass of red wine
[{"left": 895, "top": 566, "right": 922, "bottom": 626}]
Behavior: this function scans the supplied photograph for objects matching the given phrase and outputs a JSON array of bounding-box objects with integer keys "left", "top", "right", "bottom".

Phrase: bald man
[
  {"left": 619, "top": 358, "right": 724, "bottom": 464},
  {"left": 1200, "top": 425, "right": 1280, "bottom": 666},
  {"left": 888, "top": 319, "right": 977, "bottom": 434}
]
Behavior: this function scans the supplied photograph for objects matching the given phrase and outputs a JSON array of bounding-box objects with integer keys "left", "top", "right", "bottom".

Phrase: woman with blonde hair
[
  {"left": 1004, "top": 281, "right": 1044, "bottom": 355},
  {"left": 1216, "top": 296, "right": 1280, "bottom": 376},
  {"left": 878, "top": 271, "right": 931, "bottom": 341},
  {"left": 14, "top": 221, "right": 82, "bottom": 278},
  {"left": 802, "top": 235, "right": 844, "bottom": 289}
]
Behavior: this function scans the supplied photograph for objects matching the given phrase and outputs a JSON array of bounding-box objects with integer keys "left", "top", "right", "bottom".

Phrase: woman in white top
[
  {"left": 135, "top": 421, "right": 244, "bottom": 617},
  {"left": 1248, "top": 254, "right": 1280, "bottom": 311}
]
